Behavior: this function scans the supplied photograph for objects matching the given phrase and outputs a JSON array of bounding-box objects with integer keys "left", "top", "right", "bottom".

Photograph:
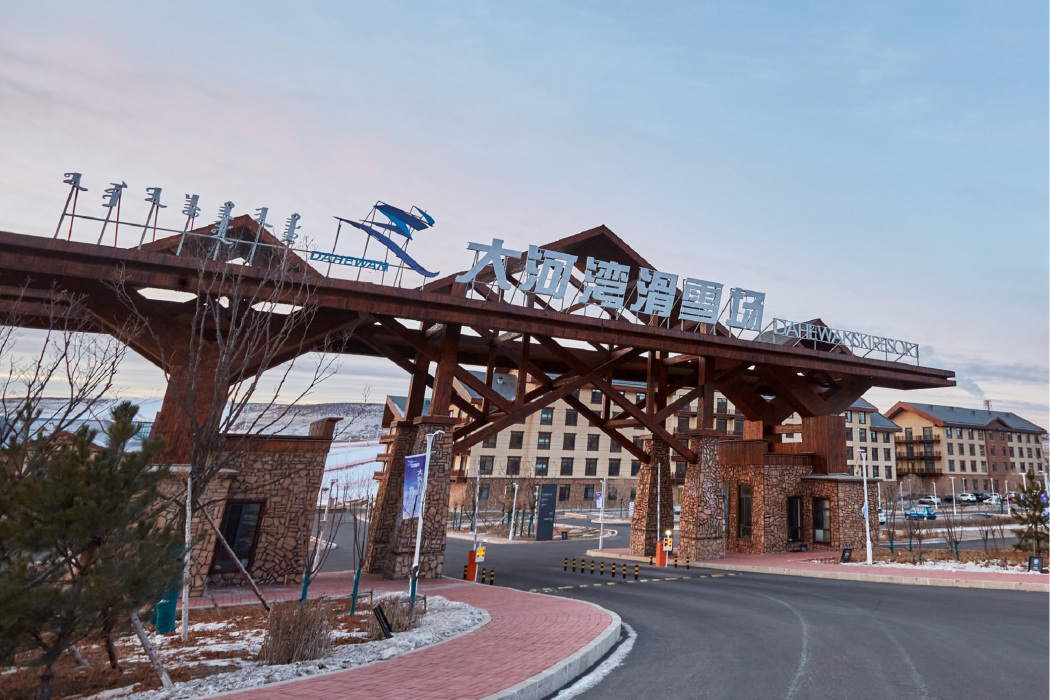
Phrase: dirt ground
[{"left": 0, "top": 599, "right": 372, "bottom": 700}]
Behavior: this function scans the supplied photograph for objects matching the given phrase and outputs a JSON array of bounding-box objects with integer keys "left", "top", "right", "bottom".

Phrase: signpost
[
  {"left": 597, "top": 478, "right": 606, "bottom": 550},
  {"left": 409, "top": 430, "right": 443, "bottom": 613},
  {"left": 536, "top": 484, "right": 557, "bottom": 541}
]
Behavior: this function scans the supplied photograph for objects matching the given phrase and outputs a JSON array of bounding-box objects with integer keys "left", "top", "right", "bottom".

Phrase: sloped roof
[
  {"left": 887, "top": 402, "right": 1045, "bottom": 433},
  {"left": 849, "top": 397, "right": 899, "bottom": 431}
]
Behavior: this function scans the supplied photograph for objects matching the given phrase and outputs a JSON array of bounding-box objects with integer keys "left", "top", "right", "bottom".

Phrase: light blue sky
[{"left": 1, "top": 2, "right": 1047, "bottom": 426}]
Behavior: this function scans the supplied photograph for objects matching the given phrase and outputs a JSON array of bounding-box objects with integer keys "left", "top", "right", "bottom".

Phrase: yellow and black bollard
[
  {"left": 649, "top": 554, "right": 654, "bottom": 566},
  {"left": 622, "top": 564, "right": 627, "bottom": 579},
  {"left": 481, "top": 567, "right": 487, "bottom": 582},
  {"left": 564, "top": 558, "right": 568, "bottom": 571},
  {"left": 600, "top": 562, "right": 604, "bottom": 576},
  {"left": 686, "top": 557, "right": 690, "bottom": 570},
  {"left": 674, "top": 556, "right": 678, "bottom": 569},
  {"left": 590, "top": 560, "right": 595, "bottom": 575},
  {"left": 634, "top": 565, "right": 639, "bottom": 580},
  {"left": 463, "top": 565, "right": 468, "bottom": 580},
  {"left": 489, "top": 570, "right": 495, "bottom": 585},
  {"left": 572, "top": 558, "right": 577, "bottom": 572}
]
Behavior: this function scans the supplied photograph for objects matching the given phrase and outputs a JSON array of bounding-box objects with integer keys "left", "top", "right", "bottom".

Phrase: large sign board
[
  {"left": 401, "top": 453, "right": 426, "bottom": 520},
  {"left": 771, "top": 318, "right": 919, "bottom": 363},
  {"left": 536, "top": 483, "right": 558, "bottom": 541}
]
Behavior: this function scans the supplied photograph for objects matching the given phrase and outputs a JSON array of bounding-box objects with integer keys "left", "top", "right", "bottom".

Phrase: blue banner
[{"left": 402, "top": 453, "right": 427, "bottom": 520}]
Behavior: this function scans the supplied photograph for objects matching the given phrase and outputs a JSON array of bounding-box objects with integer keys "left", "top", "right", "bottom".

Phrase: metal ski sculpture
[{"left": 317, "top": 201, "right": 439, "bottom": 282}]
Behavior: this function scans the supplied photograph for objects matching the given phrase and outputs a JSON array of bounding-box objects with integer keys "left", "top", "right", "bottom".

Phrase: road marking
[
  {"left": 711, "top": 574, "right": 724, "bottom": 577},
  {"left": 557, "top": 585, "right": 574, "bottom": 589},
  {"left": 665, "top": 577, "right": 678, "bottom": 580},
  {"left": 607, "top": 582, "right": 616, "bottom": 586}
]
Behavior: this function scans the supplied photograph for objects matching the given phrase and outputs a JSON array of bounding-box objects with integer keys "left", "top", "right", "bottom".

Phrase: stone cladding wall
[
  {"left": 629, "top": 438, "right": 674, "bottom": 556},
  {"left": 364, "top": 421, "right": 419, "bottom": 574},
  {"left": 678, "top": 433, "right": 725, "bottom": 560}
]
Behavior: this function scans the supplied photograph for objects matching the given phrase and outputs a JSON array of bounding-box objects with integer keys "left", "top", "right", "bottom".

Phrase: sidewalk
[
  {"left": 190, "top": 571, "right": 620, "bottom": 700},
  {"left": 587, "top": 547, "right": 1049, "bottom": 593}
]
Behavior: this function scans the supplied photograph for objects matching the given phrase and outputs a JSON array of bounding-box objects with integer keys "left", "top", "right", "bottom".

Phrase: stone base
[{"left": 629, "top": 438, "right": 674, "bottom": 557}]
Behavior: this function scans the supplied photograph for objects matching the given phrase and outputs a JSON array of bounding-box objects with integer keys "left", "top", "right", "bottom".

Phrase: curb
[
  {"left": 584, "top": 549, "right": 1049, "bottom": 593},
  {"left": 483, "top": 598, "right": 622, "bottom": 700}
]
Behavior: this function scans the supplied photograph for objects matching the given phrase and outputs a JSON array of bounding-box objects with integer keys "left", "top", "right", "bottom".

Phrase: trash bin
[{"left": 154, "top": 588, "right": 178, "bottom": 634}]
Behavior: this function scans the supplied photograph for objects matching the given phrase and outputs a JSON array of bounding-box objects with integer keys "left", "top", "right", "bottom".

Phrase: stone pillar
[
  {"left": 382, "top": 417, "right": 457, "bottom": 579},
  {"left": 629, "top": 438, "right": 674, "bottom": 557},
  {"left": 363, "top": 421, "right": 419, "bottom": 574},
  {"left": 678, "top": 431, "right": 725, "bottom": 560}
]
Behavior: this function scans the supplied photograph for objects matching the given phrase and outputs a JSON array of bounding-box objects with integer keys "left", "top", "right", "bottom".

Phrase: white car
[
  {"left": 877, "top": 508, "right": 886, "bottom": 525},
  {"left": 918, "top": 496, "right": 942, "bottom": 506},
  {"left": 957, "top": 493, "right": 978, "bottom": 504}
]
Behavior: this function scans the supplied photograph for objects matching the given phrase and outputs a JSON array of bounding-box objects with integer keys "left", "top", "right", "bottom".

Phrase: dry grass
[
  {"left": 822, "top": 547, "right": 1040, "bottom": 569},
  {"left": 0, "top": 601, "right": 371, "bottom": 699},
  {"left": 257, "top": 600, "right": 333, "bottom": 666}
]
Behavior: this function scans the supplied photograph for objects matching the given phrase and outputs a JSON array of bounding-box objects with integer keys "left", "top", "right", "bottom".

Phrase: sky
[{"left": 1, "top": 2, "right": 1047, "bottom": 427}]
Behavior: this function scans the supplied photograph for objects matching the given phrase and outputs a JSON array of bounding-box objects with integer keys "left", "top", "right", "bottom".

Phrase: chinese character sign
[{"left": 455, "top": 239, "right": 765, "bottom": 331}]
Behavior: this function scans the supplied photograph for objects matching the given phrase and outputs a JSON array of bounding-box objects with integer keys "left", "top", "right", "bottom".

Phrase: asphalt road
[{"left": 323, "top": 516, "right": 1049, "bottom": 699}]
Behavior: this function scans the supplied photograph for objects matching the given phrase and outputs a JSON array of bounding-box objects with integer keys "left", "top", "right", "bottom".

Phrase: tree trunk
[
  {"left": 37, "top": 666, "right": 53, "bottom": 700},
  {"left": 129, "top": 610, "right": 173, "bottom": 690},
  {"left": 101, "top": 612, "right": 121, "bottom": 670}
]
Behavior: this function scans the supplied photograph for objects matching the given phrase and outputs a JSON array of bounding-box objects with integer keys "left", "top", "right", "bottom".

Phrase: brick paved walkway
[
  {"left": 191, "top": 572, "right": 615, "bottom": 699},
  {"left": 591, "top": 547, "right": 1049, "bottom": 592}
]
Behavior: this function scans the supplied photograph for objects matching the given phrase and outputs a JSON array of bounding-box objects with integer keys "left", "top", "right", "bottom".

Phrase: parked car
[
  {"left": 904, "top": 506, "right": 937, "bottom": 520},
  {"left": 957, "top": 493, "right": 978, "bottom": 504},
  {"left": 877, "top": 507, "right": 886, "bottom": 525},
  {"left": 917, "top": 496, "right": 942, "bottom": 506},
  {"left": 985, "top": 495, "right": 1002, "bottom": 506},
  {"left": 975, "top": 492, "right": 991, "bottom": 502}
]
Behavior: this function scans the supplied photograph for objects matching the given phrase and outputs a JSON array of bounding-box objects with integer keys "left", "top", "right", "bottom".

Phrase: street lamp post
[
  {"left": 598, "top": 477, "right": 607, "bottom": 550},
  {"left": 410, "top": 430, "right": 443, "bottom": 612},
  {"left": 508, "top": 482, "right": 519, "bottom": 541},
  {"left": 861, "top": 448, "right": 873, "bottom": 565},
  {"left": 950, "top": 477, "right": 957, "bottom": 517},
  {"left": 933, "top": 482, "right": 938, "bottom": 511}
]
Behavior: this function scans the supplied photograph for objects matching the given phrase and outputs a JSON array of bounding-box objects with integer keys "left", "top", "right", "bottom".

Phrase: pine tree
[
  {"left": 1012, "top": 472, "right": 1049, "bottom": 557},
  {"left": 0, "top": 401, "right": 182, "bottom": 700}
]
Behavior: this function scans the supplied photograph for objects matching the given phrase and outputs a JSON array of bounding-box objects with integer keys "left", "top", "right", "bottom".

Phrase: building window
[
  {"left": 636, "top": 391, "right": 646, "bottom": 404},
  {"left": 925, "top": 460, "right": 935, "bottom": 473},
  {"left": 873, "top": 465, "right": 880, "bottom": 478},
  {"left": 212, "top": 501, "right": 263, "bottom": 574},
  {"left": 538, "top": 432, "right": 551, "bottom": 449},
  {"left": 633, "top": 436, "right": 645, "bottom": 449},
  {"left": 969, "top": 444, "right": 975, "bottom": 456},
  {"left": 591, "top": 388, "right": 603, "bottom": 404},
  {"left": 737, "top": 485, "right": 753, "bottom": 539},
  {"left": 585, "top": 458, "right": 598, "bottom": 476},
  {"left": 565, "top": 409, "right": 578, "bottom": 427},
  {"left": 587, "top": 434, "right": 600, "bottom": 451},
  {"left": 609, "top": 440, "right": 622, "bottom": 453},
  {"left": 970, "top": 460, "right": 977, "bottom": 472},
  {"left": 479, "top": 455, "right": 494, "bottom": 474},
  {"left": 509, "top": 431, "right": 524, "bottom": 449},
  {"left": 675, "top": 461, "right": 687, "bottom": 476},
  {"left": 859, "top": 429, "right": 867, "bottom": 441},
  {"left": 558, "top": 484, "right": 571, "bottom": 501},
  {"left": 482, "top": 434, "right": 498, "bottom": 449},
  {"left": 579, "top": 484, "right": 593, "bottom": 501},
  {"left": 506, "top": 456, "right": 521, "bottom": 475},
  {"left": 630, "top": 460, "right": 641, "bottom": 476},
  {"left": 884, "top": 448, "right": 891, "bottom": 461},
  {"left": 846, "top": 428, "right": 853, "bottom": 441},
  {"left": 732, "top": 421, "right": 743, "bottom": 437},
  {"left": 870, "top": 448, "right": 878, "bottom": 462},
  {"left": 608, "top": 459, "right": 621, "bottom": 476},
  {"left": 956, "top": 428, "right": 963, "bottom": 438},
  {"left": 990, "top": 445, "right": 996, "bottom": 456},
  {"left": 945, "top": 428, "right": 952, "bottom": 439},
  {"left": 967, "top": 428, "right": 974, "bottom": 439},
  {"left": 814, "top": 498, "right": 831, "bottom": 543},
  {"left": 883, "top": 432, "right": 890, "bottom": 443},
  {"left": 716, "top": 397, "right": 728, "bottom": 413},
  {"left": 560, "top": 457, "right": 574, "bottom": 476},
  {"left": 479, "top": 484, "right": 490, "bottom": 500},
  {"left": 678, "top": 415, "right": 690, "bottom": 432},
  {"left": 846, "top": 447, "right": 854, "bottom": 460},
  {"left": 947, "top": 443, "right": 954, "bottom": 455},
  {"left": 716, "top": 418, "right": 727, "bottom": 433},
  {"left": 905, "top": 427, "right": 913, "bottom": 439},
  {"left": 991, "top": 462, "right": 997, "bottom": 472},
  {"left": 858, "top": 412, "right": 867, "bottom": 425},
  {"left": 563, "top": 433, "right": 576, "bottom": 450},
  {"left": 845, "top": 410, "right": 853, "bottom": 423},
  {"left": 535, "top": 457, "right": 549, "bottom": 476},
  {"left": 787, "top": 496, "right": 802, "bottom": 542},
  {"left": 540, "top": 408, "right": 554, "bottom": 425},
  {"left": 983, "top": 479, "right": 989, "bottom": 491},
  {"left": 948, "top": 460, "right": 955, "bottom": 472}
]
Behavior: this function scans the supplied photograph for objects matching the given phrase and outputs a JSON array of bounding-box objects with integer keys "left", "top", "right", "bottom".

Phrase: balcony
[
  {"left": 897, "top": 434, "right": 941, "bottom": 444},
  {"left": 897, "top": 450, "right": 942, "bottom": 461},
  {"left": 898, "top": 464, "right": 947, "bottom": 477}
]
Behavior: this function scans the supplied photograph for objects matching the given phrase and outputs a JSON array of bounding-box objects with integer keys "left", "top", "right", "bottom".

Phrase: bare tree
[
  {"left": 941, "top": 512, "right": 963, "bottom": 561},
  {"left": 112, "top": 229, "right": 363, "bottom": 612}
]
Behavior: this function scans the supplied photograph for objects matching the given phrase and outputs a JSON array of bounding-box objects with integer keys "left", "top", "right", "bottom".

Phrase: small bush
[
  {"left": 365, "top": 595, "right": 422, "bottom": 641},
  {"left": 258, "top": 600, "right": 332, "bottom": 665}
]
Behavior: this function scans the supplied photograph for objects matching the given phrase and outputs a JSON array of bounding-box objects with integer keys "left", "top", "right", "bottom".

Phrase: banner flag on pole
[{"left": 402, "top": 453, "right": 427, "bottom": 519}]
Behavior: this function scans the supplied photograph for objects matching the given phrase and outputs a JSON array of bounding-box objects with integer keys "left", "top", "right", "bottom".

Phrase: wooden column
[
  {"left": 151, "top": 361, "right": 218, "bottom": 465},
  {"left": 429, "top": 324, "right": 461, "bottom": 416},
  {"left": 801, "top": 415, "right": 847, "bottom": 474}
]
